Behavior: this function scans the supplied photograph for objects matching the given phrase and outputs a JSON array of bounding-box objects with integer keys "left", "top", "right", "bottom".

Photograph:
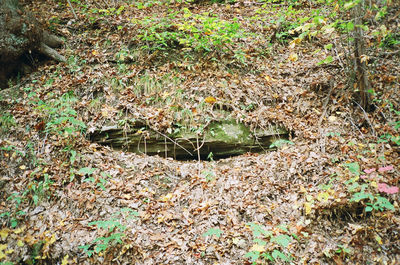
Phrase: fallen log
[{"left": 90, "top": 119, "right": 289, "bottom": 160}]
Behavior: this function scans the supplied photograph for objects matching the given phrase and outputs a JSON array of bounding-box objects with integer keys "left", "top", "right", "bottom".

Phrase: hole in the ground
[
  {"left": 316, "top": 203, "right": 370, "bottom": 223},
  {"left": 90, "top": 119, "right": 290, "bottom": 161}
]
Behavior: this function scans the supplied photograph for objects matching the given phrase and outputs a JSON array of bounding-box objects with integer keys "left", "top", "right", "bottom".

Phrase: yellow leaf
[
  {"left": 61, "top": 254, "right": 69, "bottom": 265},
  {"left": 101, "top": 110, "right": 109, "bottom": 117},
  {"left": 160, "top": 193, "right": 173, "bottom": 202},
  {"left": 250, "top": 244, "right": 265, "bottom": 252},
  {"left": 304, "top": 202, "right": 312, "bottom": 215},
  {"left": 289, "top": 38, "right": 302, "bottom": 49},
  {"left": 49, "top": 233, "right": 56, "bottom": 244},
  {"left": 0, "top": 244, "right": 7, "bottom": 260},
  {"left": 328, "top": 116, "right": 337, "bottom": 122},
  {"left": 14, "top": 226, "right": 25, "bottom": 234},
  {"left": 204, "top": 96, "right": 217, "bottom": 104},
  {"left": 375, "top": 235, "right": 382, "bottom": 244},
  {"left": 360, "top": 55, "right": 370, "bottom": 63},
  {"left": 157, "top": 216, "right": 164, "bottom": 223},
  {"left": 17, "top": 240, "right": 24, "bottom": 247},
  {"left": 371, "top": 181, "right": 377, "bottom": 188},
  {"left": 317, "top": 192, "right": 330, "bottom": 202},
  {"left": 0, "top": 251, "right": 5, "bottom": 260},
  {"left": 0, "top": 229, "right": 9, "bottom": 240},
  {"left": 288, "top": 52, "right": 298, "bottom": 62},
  {"left": 19, "top": 165, "right": 26, "bottom": 170}
]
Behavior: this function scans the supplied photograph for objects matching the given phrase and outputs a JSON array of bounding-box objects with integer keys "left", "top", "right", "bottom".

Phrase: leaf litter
[{"left": 0, "top": 0, "right": 400, "bottom": 264}]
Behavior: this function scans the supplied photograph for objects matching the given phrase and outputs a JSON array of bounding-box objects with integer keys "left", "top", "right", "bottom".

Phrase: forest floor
[{"left": 1, "top": 0, "right": 400, "bottom": 264}]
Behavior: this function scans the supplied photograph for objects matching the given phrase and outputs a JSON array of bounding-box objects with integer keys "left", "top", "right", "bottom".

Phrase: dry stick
[
  {"left": 346, "top": 114, "right": 365, "bottom": 139},
  {"left": 153, "top": 130, "right": 193, "bottom": 156},
  {"left": 144, "top": 136, "right": 147, "bottom": 155},
  {"left": 196, "top": 134, "right": 201, "bottom": 177},
  {"left": 318, "top": 80, "right": 334, "bottom": 154},
  {"left": 164, "top": 136, "right": 167, "bottom": 159},
  {"left": 193, "top": 133, "right": 206, "bottom": 152},
  {"left": 66, "top": 0, "right": 78, "bottom": 20},
  {"left": 382, "top": 49, "right": 400, "bottom": 57},
  {"left": 318, "top": 79, "right": 334, "bottom": 128},
  {"left": 353, "top": 100, "right": 376, "bottom": 137}
]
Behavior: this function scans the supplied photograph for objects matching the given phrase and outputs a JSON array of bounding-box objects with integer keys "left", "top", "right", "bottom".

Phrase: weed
[
  {"left": 79, "top": 167, "right": 111, "bottom": 191},
  {"left": 79, "top": 209, "right": 139, "bottom": 257},
  {"left": 34, "top": 91, "right": 86, "bottom": 138},
  {"left": 245, "top": 222, "right": 296, "bottom": 264},
  {"left": 133, "top": 9, "right": 247, "bottom": 63},
  {"left": 23, "top": 173, "right": 54, "bottom": 206},
  {"left": 269, "top": 139, "right": 294, "bottom": 149},
  {"left": 203, "top": 227, "right": 223, "bottom": 238},
  {"left": 343, "top": 162, "right": 396, "bottom": 213},
  {"left": 0, "top": 113, "right": 16, "bottom": 132}
]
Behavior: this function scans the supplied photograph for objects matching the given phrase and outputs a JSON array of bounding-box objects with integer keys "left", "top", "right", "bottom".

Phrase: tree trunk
[
  {"left": 0, "top": 0, "right": 65, "bottom": 88},
  {"left": 353, "top": 1, "right": 371, "bottom": 111}
]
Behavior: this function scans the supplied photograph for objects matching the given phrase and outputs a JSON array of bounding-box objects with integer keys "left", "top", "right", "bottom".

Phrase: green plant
[
  {"left": 79, "top": 219, "right": 126, "bottom": 257},
  {"left": 23, "top": 173, "right": 54, "bottom": 206},
  {"left": 79, "top": 209, "right": 139, "bottom": 257},
  {"left": 34, "top": 91, "right": 86, "bottom": 138},
  {"left": 80, "top": 167, "right": 111, "bottom": 191},
  {"left": 5, "top": 193, "right": 27, "bottom": 228},
  {"left": 344, "top": 162, "right": 396, "bottom": 212},
  {"left": 335, "top": 244, "right": 352, "bottom": 255},
  {"left": 269, "top": 139, "right": 294, "bottom": 148},
  {"left": 244, "top": 222, "right": 296, "bottom": 264},
  {"left": 201, "top": 169, "right": 215, "bottom": 181},
  {"left": 133, "top": 9, "right": 247, "bottom": 63},
  {"left": 0, "top": 113, "right": 16, "bottom": 131},
  {"left": 203, "top": 227, "right": 223, "bottom": 238}
]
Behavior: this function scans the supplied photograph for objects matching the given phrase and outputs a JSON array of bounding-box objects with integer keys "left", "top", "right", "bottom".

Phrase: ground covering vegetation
[{"left": 0, "top": 0, "right": 399, "bottom": 264}]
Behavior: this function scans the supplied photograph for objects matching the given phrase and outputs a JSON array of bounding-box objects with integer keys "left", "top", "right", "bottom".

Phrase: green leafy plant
[
  {"left": 23, "top": 173, "right": 54, "bottom": 206},
  {"left": 344, "top": 162, "right": 396, "bottom": 212},
  {"left": 80, "top": 167, "right": 111, "bottom": 191},
  {"left": 203, "top": 227, "right": 223, "bottom": 238},
  {"left": 133, "top": 9, "right": 247, "bottom": 62},
  {"left": 5, "top": 193, "right": 27, "bottom": 228},
  {"left": 38, "top": 92, "right": 86, "bottom": 137},
  {"left": 0, "top": 112, "right": 16, "bottom": 131},
  {"left": 244, "top": 222, "right": 295, "bottom": 264},
  {"left": 79, "top": 209, "right": 139, "bottom": 257},
  {"left": 269, "top": 139, "right": 294, "bottom": 148}
]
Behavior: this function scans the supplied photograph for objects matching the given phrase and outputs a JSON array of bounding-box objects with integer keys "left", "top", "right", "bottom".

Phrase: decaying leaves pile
[{"left": 0, "top": 0, "right": 399, "bottom": 264}]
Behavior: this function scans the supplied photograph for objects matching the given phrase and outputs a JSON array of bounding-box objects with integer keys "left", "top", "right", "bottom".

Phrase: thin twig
[
  {"left": 318, "top": 79, "right": 334, "bottom": 128},
  {"left": 153, "top": 130, "right": 193, "bottom": 156},
  {"left": 66, "top": 0, "right": 78, "bottom": 20},
  {"left": 353, "top": 100, "right": 376, "bottom": 137},
  {"left": 345, "top": 113, "right": 365, "bottom": 139}
]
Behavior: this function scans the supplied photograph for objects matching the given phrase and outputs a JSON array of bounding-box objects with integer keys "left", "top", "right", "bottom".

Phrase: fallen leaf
[
  {"left": 288, "top": 52, "right": 298, "bottom": 62},
  {"left": 0, "top": 229, "right": 9, "bottom": 240},
  {"left": 375, "top": 235, "right": 382, "bottom": 244},
  {"left": 304, "top": 202, "right": 312, "bottom": 215},
  {"left": 377, "top": 183, "right": 399, "bottom": 194},
  {"left": 364, "top": 168, "right": 376, "bottom": 174},
  {"left": 249, "top": 244, "right": 265, "bottom": 252},
  {"left": 204, "top": 96, "right": 217, "bottom": 104},
  {"left": 378, "top": 165, "right": 394, "bottom": 173}
]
